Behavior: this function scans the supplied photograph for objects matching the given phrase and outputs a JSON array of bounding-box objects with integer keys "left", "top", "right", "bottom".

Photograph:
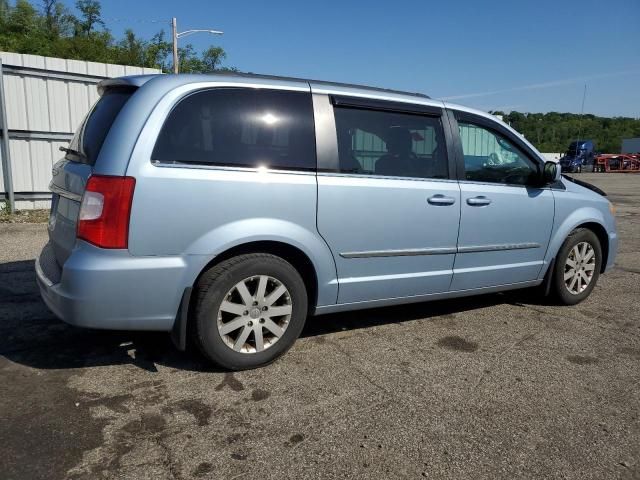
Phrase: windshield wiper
[
  {"left": 59, "top": 145, "right": 88, "bottom": 161},
  {"left": 59, "top": 145, "right": 81, "bottom": 155}
]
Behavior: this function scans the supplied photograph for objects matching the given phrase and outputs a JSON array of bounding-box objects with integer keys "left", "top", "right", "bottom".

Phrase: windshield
[{"left": 66, "top": 87, "right": 135, "bottom": 165}]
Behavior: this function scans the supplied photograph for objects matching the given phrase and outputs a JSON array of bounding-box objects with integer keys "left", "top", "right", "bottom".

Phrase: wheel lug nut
[
  {"left": 262, "top": 306, "right": 268, "bottom": 311},
  {"left": 259, "top": 318, "right": 265, "bottom": 324},
  {"left": 247, "top": 321, "right": 253, "bottom": 327},
  {"left": 252, "top": 301, "right": 258, "bottom": 306},
  {"left": 243, "top": 310, "right": 249, "bottom": 316}
]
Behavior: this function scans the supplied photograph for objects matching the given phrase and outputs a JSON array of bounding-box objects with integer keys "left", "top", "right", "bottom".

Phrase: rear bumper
[{"left": 36, "top": 241, "right": 195, "bottom": 331}]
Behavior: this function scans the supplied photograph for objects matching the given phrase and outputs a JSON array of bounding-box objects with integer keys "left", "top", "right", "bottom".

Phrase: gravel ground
[
  {"left": 0, "top": 209, "right": 49, "bottom": 224},
  {"left": 0, "top": 173, "right": 638, "bottom": 480}
]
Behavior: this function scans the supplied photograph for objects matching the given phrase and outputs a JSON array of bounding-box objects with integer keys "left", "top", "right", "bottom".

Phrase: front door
[
  {"left": 315, "top": 95, "right": 461, "bottom": 304},
  {"left": 450, "top": 114, "right": 554, "bottom": 291}
]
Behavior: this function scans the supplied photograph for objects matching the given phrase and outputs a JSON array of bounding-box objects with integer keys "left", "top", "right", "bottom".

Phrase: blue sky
[{"left": 65, "top": 0, "right": 639, "bottom": 117}]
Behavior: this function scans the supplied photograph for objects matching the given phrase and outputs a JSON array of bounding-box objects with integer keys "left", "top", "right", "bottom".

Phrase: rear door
[
  {"left": 448, "top": 110, "right": 554, "bottom": 291},
  {"left": 314, "top": 94, "right": 460, "bottom": 304},
  {"left": 48, "top": 87, "right": 135, "bottom": 266}
]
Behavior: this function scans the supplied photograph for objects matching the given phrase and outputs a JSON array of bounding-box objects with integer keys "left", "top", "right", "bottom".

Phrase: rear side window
[
  {"left": 333, "top": 107, "right": 448, "bottom": 179},
  {"left": 152, "top": 88, "right": 316, "bottom": 171},
  {"left": 67, "top": 87, "right": 135, "bottom": 165}
]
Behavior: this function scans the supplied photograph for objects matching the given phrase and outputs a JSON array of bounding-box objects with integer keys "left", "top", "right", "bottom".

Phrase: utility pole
[
  {"left": 171, "top": 17, "right": 224, "bottom": 74},
  {"left": 172, "top": 17, "right": 179, "bottom": 74}
]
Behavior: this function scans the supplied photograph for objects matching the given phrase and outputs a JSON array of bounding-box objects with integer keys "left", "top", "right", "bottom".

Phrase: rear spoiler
[{"left": 97, "top": 75, "right": 159, "bottom": 96}]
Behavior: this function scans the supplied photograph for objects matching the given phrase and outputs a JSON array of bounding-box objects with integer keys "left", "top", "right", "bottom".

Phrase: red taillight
[{"left": 77, "top": 175, "right": 136, "bottom": 249}]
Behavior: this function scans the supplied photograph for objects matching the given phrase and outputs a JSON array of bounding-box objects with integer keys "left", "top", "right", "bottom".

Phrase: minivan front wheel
[
  {"left": 552, "top": 228, "right": 602, "bottom": 305},
  {"left": 192, "top": 253, "right": 308, "bottom": 370}
]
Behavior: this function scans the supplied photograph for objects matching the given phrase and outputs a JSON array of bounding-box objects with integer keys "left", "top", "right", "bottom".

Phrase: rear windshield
[{"left": 66, "top": 87, "right": 135, "bottom": 165}]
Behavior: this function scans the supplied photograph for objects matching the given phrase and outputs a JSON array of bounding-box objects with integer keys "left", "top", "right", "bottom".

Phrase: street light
[{"left": 171, "top": 17, "right": 224, "bottom": 74}]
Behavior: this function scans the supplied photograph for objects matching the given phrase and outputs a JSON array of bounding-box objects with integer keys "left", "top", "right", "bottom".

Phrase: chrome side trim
[
  {"left": 49, "top": 182, "right": 82, "bottom": 202},
  {"left": 340, "top": 243, "right": 540, "bottom": 259},
  {"left": 152, "top": 162, "right": 315, "bottom": 176},
  {"left": 340, "top": 247, "right": 457, "bottom": 259},
  {"left": 457, "top": 243, "right": 541, "bottom": 253},
  {"left": 316, "top": 171, "right": 458, "bottom": 184}
]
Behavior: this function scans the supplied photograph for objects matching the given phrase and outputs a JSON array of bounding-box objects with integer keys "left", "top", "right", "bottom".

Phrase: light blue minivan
[{"left": 36, "top": 73, "right": 618, "bottom": 369}]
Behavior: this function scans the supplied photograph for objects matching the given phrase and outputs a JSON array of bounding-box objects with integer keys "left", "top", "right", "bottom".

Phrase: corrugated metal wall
[
  {"left": 0, "top": 52, "right": 160, "bottom": 209},
  {"left": 352, "top": 128, "right": 438, "bottom": 172},
  {"left": 458, "top": 123, "right": 501, "bottom": 156}
]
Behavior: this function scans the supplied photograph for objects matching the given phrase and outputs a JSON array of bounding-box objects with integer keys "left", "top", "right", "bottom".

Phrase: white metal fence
[{"left": 0, "top": 52, "right": 160, "bottom": 211}]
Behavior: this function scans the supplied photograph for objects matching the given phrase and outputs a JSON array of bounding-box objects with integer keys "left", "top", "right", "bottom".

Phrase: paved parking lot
[{"left": 1, "top": 173, "right": 639, "bottom": 480}]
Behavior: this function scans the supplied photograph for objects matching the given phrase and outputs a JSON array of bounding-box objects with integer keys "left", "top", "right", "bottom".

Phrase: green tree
[
  {"left": 503, "top": 111, "right": 640, "bottom": 153},
  {"left": 201, "top": 46, "right": 226, "bottom": 72},
  {"left": 0, "top": 0, "right": 233, "bottom": 73},
  {"left": 41, "top": 0, "right": 73, "bottom": 39},
  {"left": 1, "top": 0, "right": 47, "bottom": 54},
  {"left": 145, "top": 30, "right": 172, "bottom": 70},
  {"left": 115, "top": 29, "right": 146, "bottom": 66},
  {"left": 74, "top": 0, "right": 103, "bottom": 36}
]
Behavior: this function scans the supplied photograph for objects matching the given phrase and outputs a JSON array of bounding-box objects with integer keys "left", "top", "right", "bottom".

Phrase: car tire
[
  {"left": 551, "top": 228, "right": 602, "bottom": 305},
  {"left": 191, "top": 253, "right": 308, "bottom": 370}
]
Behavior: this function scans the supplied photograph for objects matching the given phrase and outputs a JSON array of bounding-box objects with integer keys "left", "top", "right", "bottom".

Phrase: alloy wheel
[
  {"left": 216, "top": 275, "right": 292, "bottom": 353},
  {"left": 564, "top": 241, "right": 596, "bottom": 295}
]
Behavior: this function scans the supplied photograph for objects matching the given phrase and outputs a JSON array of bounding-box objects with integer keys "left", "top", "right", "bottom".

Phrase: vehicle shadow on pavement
[
  {"left": 0, "top": 259, "right": 550, "bottom": 372},
  {"left": 0, "top": 260, "right": 217, "bottom": 373},
  {"left": 301, "top": 288, "right": 548, "bottom": 340}
]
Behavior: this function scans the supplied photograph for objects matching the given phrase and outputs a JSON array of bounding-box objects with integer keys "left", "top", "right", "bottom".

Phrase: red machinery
[{"left": 595, "top": 154, "right": 640, "bottom": 173}]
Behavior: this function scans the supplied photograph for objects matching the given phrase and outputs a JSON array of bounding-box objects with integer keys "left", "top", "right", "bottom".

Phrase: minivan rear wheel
[
  {"left": 192, "top": 253, "right": 308, "bottom": 370},
  {"left": 551, "top": 228, "right": 602, "bottom": 305}
]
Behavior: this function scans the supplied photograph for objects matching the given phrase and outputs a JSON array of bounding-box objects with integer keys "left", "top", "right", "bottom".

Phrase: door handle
[
  {"left": 466, "top": 196, "right": 492, "bottom": 206},
  {"left": 428, "top": 194, "right": 456, "bottom": 206}
]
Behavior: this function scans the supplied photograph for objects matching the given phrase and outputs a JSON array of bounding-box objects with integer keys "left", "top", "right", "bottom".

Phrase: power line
[{"left": 102, "top": 17, "right": 170, "bottom": 25}]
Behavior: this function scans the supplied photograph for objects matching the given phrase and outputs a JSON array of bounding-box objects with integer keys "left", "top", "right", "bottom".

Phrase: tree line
[
  {"left": 491, "top": 111, "right": 639, "bottom": 154},
  {"left": 0, "top": 0, "right": 232, "bottom": 72}
]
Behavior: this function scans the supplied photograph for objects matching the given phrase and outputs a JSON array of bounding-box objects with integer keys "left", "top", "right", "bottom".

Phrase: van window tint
[
  {"left": 152, "top": 88, "right": 316, "bottom": 171},
  {"left": 67, "top": 87, "right": 135, "bottom": 165},
  {"left": 459, "top": 122, "right": 539, "bottom": 185},
  {"left": 333, "top": 107, "right": 448, "bottom": 179}
]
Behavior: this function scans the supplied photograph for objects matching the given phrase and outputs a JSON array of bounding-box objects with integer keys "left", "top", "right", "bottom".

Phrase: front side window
[
  {"left": 458, "top": 122, "right": 539, "bottom": 185},
  {"left": 152, "top": 88, "right": 316, "bottom": 171},
  {"left": 334, "top": 107, "right": 448, "bottom": 179}
]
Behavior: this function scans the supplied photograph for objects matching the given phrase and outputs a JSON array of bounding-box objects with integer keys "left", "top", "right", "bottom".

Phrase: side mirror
[{"left": 542, "top": 161, "right": 561, "bottom": 184}]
